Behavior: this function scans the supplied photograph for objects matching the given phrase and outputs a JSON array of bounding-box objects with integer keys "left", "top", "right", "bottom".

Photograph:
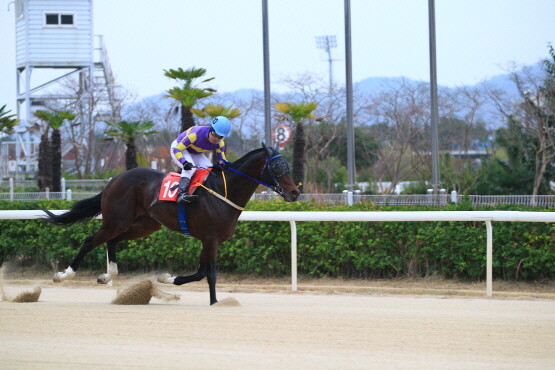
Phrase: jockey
[{"left": 170, "top": 116, "right": 231, "bottom": 204}]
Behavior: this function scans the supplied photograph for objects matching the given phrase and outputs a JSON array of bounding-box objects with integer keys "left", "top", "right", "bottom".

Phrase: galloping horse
[{"left": 44, "top": 143, "right": 300, "bottom": 305}]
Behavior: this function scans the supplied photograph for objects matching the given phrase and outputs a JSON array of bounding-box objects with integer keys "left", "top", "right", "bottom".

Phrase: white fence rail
[{"left": 1, "top": 210, "right": 554, "bottom": 297}]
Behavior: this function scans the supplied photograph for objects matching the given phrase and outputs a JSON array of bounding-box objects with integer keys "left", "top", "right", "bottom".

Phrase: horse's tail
[{"left": 43, "top": 192, "right": 103, "bottom": 225}]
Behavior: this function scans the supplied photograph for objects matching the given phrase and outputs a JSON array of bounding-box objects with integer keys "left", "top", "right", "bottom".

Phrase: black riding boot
[{"left": 177, "top": 177, "right": 198, "bottom": 204}]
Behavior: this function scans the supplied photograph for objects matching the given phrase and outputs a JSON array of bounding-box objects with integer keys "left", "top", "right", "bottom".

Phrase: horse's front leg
[
  {"left": 158, "top": 240, "right": 219, "bottom": 305},
  {"left": 206, "top": 261, "right": 218, "bottom": 305},
  {"left": 97, "top": 240, "right": 118, "bottom": 284}
]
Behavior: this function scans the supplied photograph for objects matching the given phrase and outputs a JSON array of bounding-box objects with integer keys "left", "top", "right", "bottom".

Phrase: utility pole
[{"left": 315, "top": 35, "right": 337, "bottom": 90}]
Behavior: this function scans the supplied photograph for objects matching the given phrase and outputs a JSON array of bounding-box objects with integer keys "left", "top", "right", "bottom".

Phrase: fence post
[
  {"left": 485, "top": 220, "right": 493, "bottom": 297},
  {"left": 67, "top": 189, "right": 72, "bottom": 201},
  {"left": 45, "top": 187, "right": 50, "bottom": 200},
  {"left": 289, "top": 221, "right": 297, "bottom": 292},
  {"left": 61, "top": 178, "right": 66, "bottom": 199},
  {"left": 451, "top": 190, "right": 458, "bottom": 203},
  {"left": 347, "top": 191, "right": 353, "bottom": 206},
  {"left": 9, "top": 178, "right": 14, "bottom": 201}
]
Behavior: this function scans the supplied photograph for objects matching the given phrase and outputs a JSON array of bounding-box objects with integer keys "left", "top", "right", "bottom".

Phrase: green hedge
[{"left": 1, "top": 200, "right": 554, "bottom": 281}]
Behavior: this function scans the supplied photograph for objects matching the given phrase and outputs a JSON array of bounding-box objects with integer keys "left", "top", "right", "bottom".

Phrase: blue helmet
[{"left": 211, "top": 116, "right": 231, "bottom": 137}]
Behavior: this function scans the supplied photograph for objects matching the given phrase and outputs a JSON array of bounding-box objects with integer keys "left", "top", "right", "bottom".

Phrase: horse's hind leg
[
  {"left": 53, "top": 225, "right": 125, "bottom": 283},
  {"left": 96, "top": 239, "right": 119, "bottom": 284},
  {"left": 96, "top": 216, "right": 162, "bottom": 284}
]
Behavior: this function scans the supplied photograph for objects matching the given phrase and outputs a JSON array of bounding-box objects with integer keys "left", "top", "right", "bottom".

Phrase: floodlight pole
[
  {"left": 428, "top": 0, "right": 441, "bottom": 193},
  {"left": 344, "top": 0, "right": 355, "bottom": 192},
  {"left": 262, "top": 0, "right": 272, "bottom": 145},
  {"left": 315, "top": 35, "right": 337, "bottom": 90}
]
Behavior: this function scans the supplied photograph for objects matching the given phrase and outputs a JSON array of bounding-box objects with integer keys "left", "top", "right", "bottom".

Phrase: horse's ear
[
  {"left": 273, "top": 142, "right": 280, "bottom": 152},
  {"left": 262, "top": 142, "right": 272, "bottom": 157}
]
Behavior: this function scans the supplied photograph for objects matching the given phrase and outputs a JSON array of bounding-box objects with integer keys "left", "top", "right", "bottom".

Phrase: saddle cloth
[{"left": 158, "top": 169, "right": 212, "bottom": 201}]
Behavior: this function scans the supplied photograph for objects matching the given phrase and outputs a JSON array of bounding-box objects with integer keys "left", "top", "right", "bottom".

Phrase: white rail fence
[{"left": 1, "top": 210, "right": 554, "bottom": 297}]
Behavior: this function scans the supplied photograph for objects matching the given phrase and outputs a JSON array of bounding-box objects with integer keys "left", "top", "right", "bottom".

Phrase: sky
[{"left": 1, "top": 0, "right": 554, "bottom": 114}]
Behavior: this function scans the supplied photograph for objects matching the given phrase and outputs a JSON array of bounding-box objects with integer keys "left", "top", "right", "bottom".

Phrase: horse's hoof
[
  {"left": 157, "top": 273, "right": 174, "bottom": 284},
  {"left": 53, "top": 268, "right": 75, "bottom": 283},
  {"left": 53, "top": 272, "right": 64, "bottom": 283},
  {"left": 97, "top": 274, "right": 112, "bottom": 284}
]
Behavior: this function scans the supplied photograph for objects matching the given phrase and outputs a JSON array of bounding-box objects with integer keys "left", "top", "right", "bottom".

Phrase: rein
[
  {"left": 197, "top": 153, "right": 286, "bottom": 210},
  {"left": 227, "top": 154, "right": 285, "bottom": 196},
  {"left": 197, "top": 179, "right": 245, "bottom": 211}
]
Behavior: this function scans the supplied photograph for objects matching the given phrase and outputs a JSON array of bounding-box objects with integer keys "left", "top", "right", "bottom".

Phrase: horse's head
[{"left": 261, "top": 142, "right": 300, "bottom": 202}]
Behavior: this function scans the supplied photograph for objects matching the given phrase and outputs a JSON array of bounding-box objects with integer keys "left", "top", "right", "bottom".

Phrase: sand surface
[{"left": 1, "top": 283, "right": 554, "bottom": 369}]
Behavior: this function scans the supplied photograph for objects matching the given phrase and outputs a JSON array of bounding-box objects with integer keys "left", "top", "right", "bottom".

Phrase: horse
[{"left": 43, "top": 143, "right": 300, "bottom": 305}]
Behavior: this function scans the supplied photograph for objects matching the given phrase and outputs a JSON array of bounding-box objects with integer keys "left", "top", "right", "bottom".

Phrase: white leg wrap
[
  {"left": 157, "top": 273, "right": 175, "bottom": 284},
  {"left": 53, "top": 266, "right": 75, "bottom": 283},
  {"left": 108, "top": 262, "right": 118, "bottom": 276}
]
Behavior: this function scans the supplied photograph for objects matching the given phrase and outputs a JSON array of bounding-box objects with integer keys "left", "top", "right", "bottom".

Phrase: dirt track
[{"left": 1, "top": 282, "right": 554, "bottom": 369}]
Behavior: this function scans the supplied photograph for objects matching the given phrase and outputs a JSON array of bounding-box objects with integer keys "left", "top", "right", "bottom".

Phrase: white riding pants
[{"left": 170, "top": 140, "right": 213, "bottom": 178}]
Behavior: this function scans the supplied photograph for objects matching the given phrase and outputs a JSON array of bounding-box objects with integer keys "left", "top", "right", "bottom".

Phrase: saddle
[{"left": 158, "top": 169, "right": 212, "bottom": 202}]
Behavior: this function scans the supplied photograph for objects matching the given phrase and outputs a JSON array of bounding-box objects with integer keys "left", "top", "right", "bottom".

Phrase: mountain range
[{"left": 128, "top": 63, "right": 543, "bottom": 127}]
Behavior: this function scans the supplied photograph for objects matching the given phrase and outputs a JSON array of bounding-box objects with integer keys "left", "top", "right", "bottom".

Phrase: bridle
[{"left": 226, "top": 153, "right": 290, "bottom": 197}]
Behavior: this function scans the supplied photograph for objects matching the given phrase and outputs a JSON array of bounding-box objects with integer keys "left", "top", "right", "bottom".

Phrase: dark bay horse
[{"left": 44, "top": 143, "right": 300, "bottom": 305}]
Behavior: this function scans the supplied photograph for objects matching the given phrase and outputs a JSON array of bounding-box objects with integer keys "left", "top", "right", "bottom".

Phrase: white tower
[
  {"left": 9, "top": 0, "right": 117, "bottom": 178},
  {"left": 15, "top": 0, "right": 95, "bottom": 123}
]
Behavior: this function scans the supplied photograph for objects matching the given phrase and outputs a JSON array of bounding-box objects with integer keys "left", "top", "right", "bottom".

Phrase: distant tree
[
  {"left": 34, "top": 109, "right": 77, "bottom": 191},
  {"left": 0, "top": 105, "right": 19, "bottom": 135},
  {"left": 364, "top": 80, "right": 429, "bottom": 192},
  {"left": 275, "top": 102, "right": 318, "bottom": 188},
  {"left": 472, "top": 118, "right": 537, "bottom": 194},
  {"left": 105, "top": 120, "right": 157, "bottom": 170},
  {"left": 37, "top": 129, "right": 52, "bottom": 191},
  {"left": 164, "top": 67, "right": 215, "bottom": 133},
  {"left": 487, "top": 46, "right": 555, "bottom": 195}
]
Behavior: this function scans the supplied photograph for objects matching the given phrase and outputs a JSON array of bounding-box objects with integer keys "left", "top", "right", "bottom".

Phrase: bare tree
[
  {"left": 487, "top": 61, "right": 555, "bottom": 195},
  {"left": 437, "top": 86, "right": 491, "bottom": 192},
  {"left": 43, "top": 71, "right": 130, "bottom": 177},
  {"left": 364, "top": 79, "right": 429, "bottom": 192}
]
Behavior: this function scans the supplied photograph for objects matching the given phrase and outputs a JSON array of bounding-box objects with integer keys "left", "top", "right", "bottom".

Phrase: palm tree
[
  {"left": 105, "top": 120, "right": 157, "bottom": 170},
  {"left": 0, "top": 105, "right": 19, "bottom": 135},
  {"left": 193, "top": 103, "right": 241, "bottom": 120},
  {"left": 275, "top": 102, "right": 318, "bottom": 189},
  {"left": 164, "top": 67, "right": 216, "bottom": 133},
  {"left": 34, "top": 110, "right": 77, "bottom": 191}
]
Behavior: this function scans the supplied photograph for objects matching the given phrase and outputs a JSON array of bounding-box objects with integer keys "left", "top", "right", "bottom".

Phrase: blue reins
[{"left": 226, "top": 154, "right": 285, "bottom": 195}]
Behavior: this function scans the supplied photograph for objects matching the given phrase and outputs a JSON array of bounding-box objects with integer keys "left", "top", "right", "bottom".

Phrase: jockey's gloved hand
[
  {"left": 181, "top": 160, "right": 193, "bottom": 170},
  {"left": 218, "top": 161, "right": 228, "bottom": 170}
]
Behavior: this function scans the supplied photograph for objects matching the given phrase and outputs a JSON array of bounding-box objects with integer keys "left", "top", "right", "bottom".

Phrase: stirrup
[{"left": 178, "top": 193, "right": 198, "bottom": 204}]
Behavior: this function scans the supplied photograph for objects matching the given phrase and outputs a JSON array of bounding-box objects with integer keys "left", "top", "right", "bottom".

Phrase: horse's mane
[{"left": 229, "top": 148, "right": 265, "bottom": 168}]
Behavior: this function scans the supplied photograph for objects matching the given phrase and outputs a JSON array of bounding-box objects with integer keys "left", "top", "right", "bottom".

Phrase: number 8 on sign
[{"left": 272, "top": 124, "right": 291, "bottom": 148}]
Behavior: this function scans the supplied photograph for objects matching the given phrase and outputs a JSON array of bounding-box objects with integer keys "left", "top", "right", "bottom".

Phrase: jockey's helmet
[{"left": 211, "top": 116, "right": 231, "bottom": 138}]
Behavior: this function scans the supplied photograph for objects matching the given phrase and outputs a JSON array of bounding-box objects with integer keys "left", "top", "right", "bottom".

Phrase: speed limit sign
[{"left": 272, "top": 124, "right": 291, "bottom": 148}]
